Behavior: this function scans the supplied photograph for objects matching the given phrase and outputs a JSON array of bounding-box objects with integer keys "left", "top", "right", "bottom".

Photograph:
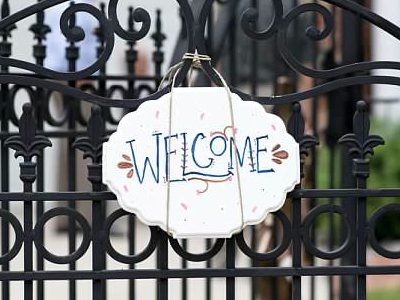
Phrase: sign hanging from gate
[{"left": 103, "top": 87, "right": 300, "bottom": 238}]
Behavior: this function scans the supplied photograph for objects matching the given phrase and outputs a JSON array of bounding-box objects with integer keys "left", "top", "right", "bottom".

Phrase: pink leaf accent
[
  {"left": 155, "top": 110, "right": 160, "bottom": 119},
  {"left": 252, "top": 206, "right": 258, "bottom": 213},
  {"left": 200, "top": 112, "right": 205, "bottom": 120},
  {"left": 271, "top": 124, "right": 276, "bottom": 131},
  {"left": 181, "top": 203, "right": 188, "bottom": 210},
  {"left": 122, "top": 154, "right": 131, "bottom": 161},
  {"left": 123, "top": 185, "right": 128, "bottom": 192}
]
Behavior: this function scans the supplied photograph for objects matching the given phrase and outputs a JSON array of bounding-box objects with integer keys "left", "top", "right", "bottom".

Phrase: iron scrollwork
[{"left": 0, "top": 0, "right": 400, "bottom": 106}]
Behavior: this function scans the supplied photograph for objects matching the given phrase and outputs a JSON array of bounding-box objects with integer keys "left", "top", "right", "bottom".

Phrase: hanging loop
[
  {"left": 158, "top": 52, "right": 212, "bottom": 91},
  {"left": 164, "top": 53, "right": 245, "bottom": 237}
]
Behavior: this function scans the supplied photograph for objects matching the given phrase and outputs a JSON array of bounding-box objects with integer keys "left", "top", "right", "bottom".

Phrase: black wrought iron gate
[{"left": 1, "top": 0, "right": 400, "bottom": 299}]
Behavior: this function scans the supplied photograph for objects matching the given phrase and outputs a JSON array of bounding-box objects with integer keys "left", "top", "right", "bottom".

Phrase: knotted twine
[{"left": 158, "top": 53, "right": 245, "bottom": 237}]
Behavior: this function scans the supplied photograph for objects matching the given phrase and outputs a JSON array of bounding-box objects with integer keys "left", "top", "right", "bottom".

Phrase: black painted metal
[{"left": 0, "top": 1, "right": 399, "bottom": 300}]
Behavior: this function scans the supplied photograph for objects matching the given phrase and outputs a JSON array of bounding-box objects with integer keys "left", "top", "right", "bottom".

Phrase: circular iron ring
[
  {"left": 369, "top": 204, "right": 400, "bottom": 259},
  {"left": 169, "top": 237, "right": 225, "bottom": 262},
  {"left": 104, "top": 209, "right": 159, "bottom": 264},
  {"left": 235, "top": 211, "right": 291, "bottom": 261},
  {"left": 0, "top": 209, "right": 24, "bottom": 264},
  {"left": 302, "top": 204, "right": 355, "bottom": 260},
  {"left": 34, "top": 207, "right": 91, "bottom": 264}
]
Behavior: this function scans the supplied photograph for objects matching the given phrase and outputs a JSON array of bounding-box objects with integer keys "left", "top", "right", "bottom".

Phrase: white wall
[
  {"left": 9, "top": 0, "right": 180, "bottom": 74},
  {"left": 371, "top": 0, "right": 400, "bottom": 122}
]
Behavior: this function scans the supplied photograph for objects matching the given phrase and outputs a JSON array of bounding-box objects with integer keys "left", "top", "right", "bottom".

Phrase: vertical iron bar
[
  {"left": 181, "top": 239, "right": 187, "bottom": 300},
  {"left": 157, "top": 231, "right": 168, "bottom": 300},
  {"left": 92, "top": 171, "right": 106, "bottom": 300},
  {"left": 288, "top": 102, "right": 306, "bottom": 300},
  {"left": 128, "top": 214, "right": 136, "bottom": 298},
  {"left": 226, "top": 238, "right": 235, "bottom": 300},
  {"left": 292, "top": 193, "right": 302, "bottom": 300},
  {"left": 67, "top": 72, "right": 77, "bottom": 300},
  {"left": 340, "top": 2, "right": 363, "bottom": 298},
  {"left": 24, "top": 181, "right": 34, "bottom": 300},
  {"left": 271, "top": 221, "right": 278, "bottom": 300},
  {"left": 356, "top": 176, "right": 367, "bottom": 300},
  {"left": 66, "top": 4, "right": 78, "bottom": 298},
  {"left": 228, "top": 4, "right": 237, "bottom": 87},
  {"left": 0, "top": 1, "right": 14, "bottom": 298},
  {"left": 30, "top": 2, "right": 50, "bottom": 298},
  {"left": 123, "top": 41, "right": 139, "bottom": 297},
  {"left": 328, "top": 7, "right": 338, "bottom": 300},
  {"left": 205, "top": 5, "right": 214, "bottom": 298},
  {"left": 205, "top": 239, "right": 212, "bottom": 300},
  {"left": 353, "top": 104, "right": 369, "bottom": 300},
  {"left": 250, "top": 226, "right": 257, "bottom": 300},
  {"left": 35, "top": 85, "right": 45, "bottom": 300},
  {"left": 250, "top": 0, "right": 258, "bottom": 96},
  {"left": 95, "top": 7, "right": 108, "bottom": 296},
  {"left": 153, "top": 10, "right": 168, "bottom": 300},
  {"left": 339, "top": 147, "right": 356, "bottom": 300},
  {"left": 272, "top": 38, "right": 278, "bottom": 95},
  {"left": 126, "top": 6, "right": 137, "bottom": 99},
  {"left": 152, "top": 9, "right": 165, "bottom": 88},
  {"left": 125, "top": 6, "right": 137, "bottom": 298},
  {"left": 339, "top": 101, "right": 376, "bottom": 300},
  {"left": 0, "top": 43, "right": 10, "bottom": 300},
  {"left": 92, "top": 196, "right": 105, "bottom": 300},
  {"left": 309, "top": 2, "right": 318, "bottom": 299},
  {"left": 328, "top": 146, "right": 336, "bottom": 300},
  {"left": 204, "top": 0, "right": 213, "bottom": 88},
  {"left": 74, "top": 108, "right": 106, "bottom": 300}
]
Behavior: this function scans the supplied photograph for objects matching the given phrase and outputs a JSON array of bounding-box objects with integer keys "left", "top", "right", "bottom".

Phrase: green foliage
[
  {"left": 315, "top": 119, "right": 400, "bottom": 240},
  {"left": 367, "top": 120, "right": 400, "bottom": 240},
  {"left": 368, "top": 287, "right": 400, "bottom": 300}
]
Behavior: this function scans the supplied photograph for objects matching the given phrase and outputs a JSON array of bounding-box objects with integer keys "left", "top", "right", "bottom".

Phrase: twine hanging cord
[
  {"left": 158, "top": 53, "right": 211, "bottom": 91},
  {"left": 162, "top": 53, "right": 245, "bottom": 237}
]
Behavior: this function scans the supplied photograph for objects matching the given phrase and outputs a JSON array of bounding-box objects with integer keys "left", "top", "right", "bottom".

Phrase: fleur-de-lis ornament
[
  {"left": 339, "top": 101, "right": 384, "bottom": 159},
  {"left": 151, "top": 9, "right": 166, "bottom": 50},
  {"left": 29, "top": 2, "right": 51, "bottom": 42},
  {"left": 339, "top": 101, "right": 384, "bottom": 180},
  {"left": 73, "top": 106, "right": 107, "bottom": 186},
  {"left": 0, "top": 0, "right": 16, "bottom": 39},
  {"left": 73, "top": 106, "right": 107, "bottom": 164},
  {"left": 5, "top": 103, "right": 52, "bottom": 162},
  {"left": 287, "top": 102, "right": 319, "bottom": 178}
]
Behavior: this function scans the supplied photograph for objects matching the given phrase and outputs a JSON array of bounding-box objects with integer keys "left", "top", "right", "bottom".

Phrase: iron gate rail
[{"left": 0, "top": 0, "right": 400, "bottom": 300}]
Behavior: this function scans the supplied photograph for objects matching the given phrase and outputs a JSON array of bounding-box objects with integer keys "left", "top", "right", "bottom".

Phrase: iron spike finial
[{"left": 1, "top": 0, "right": 10, "bottom": 20}]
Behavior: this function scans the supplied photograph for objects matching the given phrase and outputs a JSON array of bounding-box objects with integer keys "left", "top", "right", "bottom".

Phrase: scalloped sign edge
[{"left": 103, "top": 87, "right": 300, "bottom": 238}]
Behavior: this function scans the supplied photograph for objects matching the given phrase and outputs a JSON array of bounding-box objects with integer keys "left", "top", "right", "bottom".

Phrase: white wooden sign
[{"left": 103, "top": 87, "right": 300, "bottom": 238}]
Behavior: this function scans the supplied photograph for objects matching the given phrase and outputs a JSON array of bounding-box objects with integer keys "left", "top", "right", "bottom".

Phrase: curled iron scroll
[
  {"left": 0, "top": 1, "right": 114, "bottom": 80},
  {"left": 197, "top": 0, "right": 400, "bottom": 104},
  {"left": 2, "top": 0, "right": 400, "bottom": 106},
  {"left": 0, "top": 0, "right": 195, "bottom": 91}
]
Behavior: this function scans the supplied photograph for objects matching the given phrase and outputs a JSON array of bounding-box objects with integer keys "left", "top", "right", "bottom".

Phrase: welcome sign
[{"left": 103, "top": 87, "right": 300, "bottom": 238}]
